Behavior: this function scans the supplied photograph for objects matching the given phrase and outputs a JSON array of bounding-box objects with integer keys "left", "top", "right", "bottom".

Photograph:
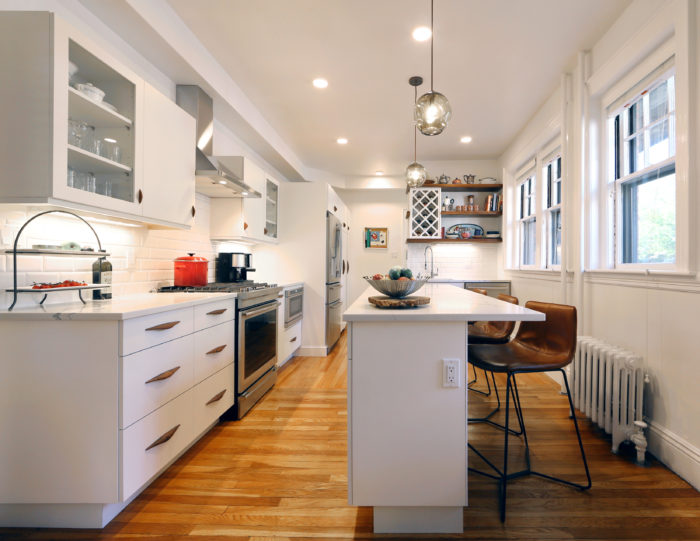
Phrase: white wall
[
  {"left": 498, "top": 0, "right": 700, "bottom": 489},
  {"left": 252, "top": 181, "right": 328, "bottom": 355},
  {"left": 339, "top": 189, "right": 406, "bottom": 305}
]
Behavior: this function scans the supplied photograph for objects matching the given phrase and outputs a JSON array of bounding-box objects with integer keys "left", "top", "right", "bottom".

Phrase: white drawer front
[
  {"left": 121, "top": 307, "right": 194, "bottom": 356},
  {"left": 121, "top": 334, "right": 195, "bottom": 429},
  {"left": 194, "top": 299, "right": 235, "bottom": 331},
  {"left": 194, "top": 320, "right": 235, "bottom": 383},
  {"left": 193, "top": 363, "right": 234, "bottom": 435},
  {"left": 121, "top": 388, "right": 193, "bottom": 500},
  {"left": 279, "top": 320, "right": 302, "bottom": 364}
]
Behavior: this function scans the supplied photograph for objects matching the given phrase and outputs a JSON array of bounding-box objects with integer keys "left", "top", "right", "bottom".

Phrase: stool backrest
[
  {"left": 468, "top": 287, "right": 488, "bottom": 295},
  {"left": 514, "top": 301, "right": 577, "bottom": 366},
  {"left": 486, "top": 294, "right": 519, "bottom": 336}
]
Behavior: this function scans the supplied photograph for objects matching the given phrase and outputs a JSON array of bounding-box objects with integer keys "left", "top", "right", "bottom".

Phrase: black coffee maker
[{"left": 216, "top": 252, "right": 255, "bottom": 282}]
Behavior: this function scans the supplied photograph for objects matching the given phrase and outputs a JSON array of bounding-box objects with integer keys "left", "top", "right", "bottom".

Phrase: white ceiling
[{"left": 167, "top": 0, "right": 630, "bottom": 179}]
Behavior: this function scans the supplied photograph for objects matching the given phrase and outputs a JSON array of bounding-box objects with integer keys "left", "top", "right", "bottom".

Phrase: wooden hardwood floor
[{"left": 3, "top": 330, "right": 699, "bottom": 540}]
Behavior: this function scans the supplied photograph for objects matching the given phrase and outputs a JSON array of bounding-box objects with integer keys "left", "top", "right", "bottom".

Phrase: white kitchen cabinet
[
  {"left": 327, "top": 184, "right": 345, "bottom": 220},
  {"left": 0, "top": 297, "right": 235, "bottom": 528},
  {"left": 142, "top": 83, "right": 196, "bottom": 227},
  {"left": 210, "top": 160, "right": 280, "bottom": 243},
  {"left": 0, "top": 12, "right": 195, "bottom": 229}
]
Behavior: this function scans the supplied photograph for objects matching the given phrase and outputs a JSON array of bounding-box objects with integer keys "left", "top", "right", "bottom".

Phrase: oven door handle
[{"left": 240, "top": 301, "right": 280, "bottom": 319}]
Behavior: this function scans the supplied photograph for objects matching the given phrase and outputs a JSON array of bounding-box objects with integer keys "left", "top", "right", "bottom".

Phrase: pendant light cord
[
  {"left": 414, "top": 86, "right": 418, "bottom": 160},
  {"left": 430, "top": 0, "right": 434, "bottom": 92}
]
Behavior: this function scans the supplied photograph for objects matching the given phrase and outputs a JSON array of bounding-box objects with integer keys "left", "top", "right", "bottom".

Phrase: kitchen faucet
[{"left": 424, "top": 245, "right": 437, "bottom": 278}]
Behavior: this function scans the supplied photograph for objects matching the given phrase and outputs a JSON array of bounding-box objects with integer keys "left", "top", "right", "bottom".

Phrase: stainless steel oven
[
  {"left": 284, "top": 286, "right": 303, "bottom": 328},
  {"left": 236, "top": 288, "right": 281, "bottom": 418}
]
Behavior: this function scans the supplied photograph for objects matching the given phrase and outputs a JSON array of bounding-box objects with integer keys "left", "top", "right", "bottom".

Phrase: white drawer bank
[{"left": 0, "top": 293, "right": 236, "bottom": 528}]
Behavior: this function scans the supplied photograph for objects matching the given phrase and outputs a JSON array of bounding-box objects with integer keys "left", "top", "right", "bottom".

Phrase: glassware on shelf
[
  {"left": 81, "top": 125, "right": 95, "bottom": 152},
  {"left": 67, "top": 166, "right": 75, "bottom": 188},
  {"left": 92, "top": 137, "right": 103, "bottom": 156},
  {"left": 102, "top": 138, "right": 121, "bottom": 163},
  {"left": 86, "top": 172, "right": 96, "bottom": 193},
  {"left": 97, "top": 178, "right": 112, "bottom": 197}
]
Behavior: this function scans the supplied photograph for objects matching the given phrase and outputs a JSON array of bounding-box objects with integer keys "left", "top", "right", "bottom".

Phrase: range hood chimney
[{"left": 176, "top": 85, "right": 261, "bottom": 198}]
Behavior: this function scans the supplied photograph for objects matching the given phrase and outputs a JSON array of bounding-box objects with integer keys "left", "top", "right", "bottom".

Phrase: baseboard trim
[
  {"left": 297, "top": 346, "right": 327, "bottom": 357},
  {"left": 647, "top": 421, "right": 700, "bottom": 491}
]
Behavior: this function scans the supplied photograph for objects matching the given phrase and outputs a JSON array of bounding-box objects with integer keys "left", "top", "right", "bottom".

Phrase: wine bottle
[{"left": 92, "top": 256, "right": 112, "bottom": 300}]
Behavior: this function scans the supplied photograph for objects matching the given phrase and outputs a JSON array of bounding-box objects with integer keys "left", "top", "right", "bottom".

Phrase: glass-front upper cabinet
[
  {"left": 0, "top": 12, "right": 143, "bottom": 216},
  {"left": 264, "top": 178, "right": 279, "bottom": 241}
]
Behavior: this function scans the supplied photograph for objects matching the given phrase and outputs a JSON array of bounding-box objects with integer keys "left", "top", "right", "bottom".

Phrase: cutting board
[{"left": 368, "top": 295, "right": 430, "bottom": 308}]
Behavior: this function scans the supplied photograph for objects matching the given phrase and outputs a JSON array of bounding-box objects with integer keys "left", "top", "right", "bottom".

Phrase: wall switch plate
[{"left": 443, "top": 358, "right": 460, "bottom": 388}]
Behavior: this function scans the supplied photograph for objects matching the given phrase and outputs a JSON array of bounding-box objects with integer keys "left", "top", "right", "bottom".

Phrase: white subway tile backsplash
[{"left": 1, "top": 195, "right": 218, "bottom": 309}]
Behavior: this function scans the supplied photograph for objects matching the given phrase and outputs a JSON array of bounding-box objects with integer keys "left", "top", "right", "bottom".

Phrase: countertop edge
[{"left": 0, "top": 292, "right": 237, "bottom": 321}]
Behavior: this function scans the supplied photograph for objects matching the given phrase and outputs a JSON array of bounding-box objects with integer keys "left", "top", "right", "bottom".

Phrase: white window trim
[
  {"left": 542, "top": 152, "right": 562, "bottom": 270},
  {"left": 607, "top": 69, "right": 678, "bottom": 271},
  {"left": 588, "top": 0, "right": 692, "bottom": 275},
  {"left": 517, "top": 171, "right": 538, "bottom": 270}
]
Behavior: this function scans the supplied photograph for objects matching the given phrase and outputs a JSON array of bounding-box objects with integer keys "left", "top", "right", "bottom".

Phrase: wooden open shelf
[
  {"left": 406, "top": 237, "right": 502, "bottom": 244},
  {"left": 441, "top": 211, "right": 502, "bottom": 217},
  {"left": 422, "top": 183, "right": 502, "bottom": 191}
]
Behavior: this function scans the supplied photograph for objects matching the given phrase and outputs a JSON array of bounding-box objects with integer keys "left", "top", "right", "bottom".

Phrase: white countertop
[
  {"left": 344, "top": 284, "right": 543, "bottom": 322},
  {"left": 0, "top": 292, "right": 236, "bottom": 321},
  {"left": 428, "top": 278, "right": 510, "bottom": 283}
]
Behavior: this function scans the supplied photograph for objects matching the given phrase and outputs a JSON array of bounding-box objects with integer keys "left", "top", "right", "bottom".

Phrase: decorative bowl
[{"left": 364, "top": 274, "right": 429, "bottom": 298}]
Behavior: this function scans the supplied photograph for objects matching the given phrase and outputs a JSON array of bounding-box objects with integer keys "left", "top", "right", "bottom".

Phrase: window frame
[
  {"left": 517, "top": 171, "right": 537, "bottom": 269},
  {"left": 543, "top": 153, "right": 562, "bottom": 270},
  {"left": 607, "top": 68, "right": 677, "bottom": 271}
]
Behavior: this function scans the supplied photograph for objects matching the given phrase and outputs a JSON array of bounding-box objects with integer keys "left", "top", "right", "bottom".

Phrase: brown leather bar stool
[
  {"left": 466, "top": 287, "right": 488, "bottom": 386},
  {"left": 467, "top": 301, "right": 591, "bottom": 522},
  {"left": 468, "top": 294, "right": 522, "bottom": 433},
  {"left": 467, "top": 287, "right": 488, "bottom": 295}
]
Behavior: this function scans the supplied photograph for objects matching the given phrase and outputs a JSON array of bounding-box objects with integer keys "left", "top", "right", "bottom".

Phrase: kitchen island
[{"left": 343, "top": 284, "right": 543, "bottom": 533}]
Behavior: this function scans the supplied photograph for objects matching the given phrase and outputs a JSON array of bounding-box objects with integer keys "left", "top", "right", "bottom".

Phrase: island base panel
[{"left": 374, "top": 506, "right": 463, "bottom": 533}]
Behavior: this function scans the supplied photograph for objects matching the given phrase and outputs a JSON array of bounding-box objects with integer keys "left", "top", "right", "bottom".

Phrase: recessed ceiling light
[
  {"left": 460, "top": 136, "right": 473, "bottom": 144},
  {"left": 312, "top": 78, "right": 328, "bottom": 89},
  {"left": 218, "top": 180, "right": 227, "bottom": 184},
  {"left": 412, "top": 26, "right": 432, "bottom": 42},
  {"left": 375, "top": 170, "right": 384, "bottom": 176},
  {"left": 336, "top": 137, "right": 348, "bottom": 145},
  {"left": 242, "top": 191, "right": 248, "bottom": 196}
]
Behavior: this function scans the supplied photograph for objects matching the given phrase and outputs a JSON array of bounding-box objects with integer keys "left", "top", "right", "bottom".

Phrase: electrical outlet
[{"left": 443, "top": 358, "right": 460, "bottom": 388}]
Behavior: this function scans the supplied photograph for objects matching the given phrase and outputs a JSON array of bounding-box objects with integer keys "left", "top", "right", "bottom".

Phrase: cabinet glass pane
[
  {"left": 265, "top": 179, "right": 278, "bottom": 238},
  {"left": 67, "top": 40, "right": 136, "bottom": 204}
]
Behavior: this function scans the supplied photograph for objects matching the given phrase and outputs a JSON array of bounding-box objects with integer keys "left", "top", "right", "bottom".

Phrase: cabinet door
[
  {"left": 264, "top": 176, "right": 279, "bottom": 241},
  {"left": 241, "top": 161, "right": 266, "bottom": 240},
  {"left": 142, "top": 84, "right": 196, "bottom": 227},
  {"left": 53, "top": 16, "right": 145, "bottom": 216}
]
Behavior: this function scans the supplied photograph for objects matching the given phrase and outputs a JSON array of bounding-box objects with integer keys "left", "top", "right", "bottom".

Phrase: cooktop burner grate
[{"left": 158, "top": 281, "right": 275, "bottom": 293}]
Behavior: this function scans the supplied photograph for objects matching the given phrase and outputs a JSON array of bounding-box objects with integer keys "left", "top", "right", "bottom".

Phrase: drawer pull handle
[
  {"left": 145, "top": 424, "right": 180, "bottom": 451},
  {"left": 206, "top": 389, "right": 227, "bottom": 405},
  {"left": 207, "top": 308, "right": 227, "bottom": 315},
  {"left": 290, "top": 336, "right": 297, "bottom": 343},
  {"left": 146, "top": 321, "right": 180, "bottom": 331},
  {"left": 145, "top": 366, "right": 180, "bottom": 384},
  {"left": 206, "top": 344, "right": 227, "bottom": 355}
]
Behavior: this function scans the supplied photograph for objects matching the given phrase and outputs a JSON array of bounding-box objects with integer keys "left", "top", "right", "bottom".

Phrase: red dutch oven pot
[{"left": 174, "top": 253, "right": 208, "bottom": 287}]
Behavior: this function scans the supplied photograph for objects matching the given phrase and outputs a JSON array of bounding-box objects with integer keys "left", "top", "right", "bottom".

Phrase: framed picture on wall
[{"left": 364, "top": 227, "right": 388, "bottom": 248}]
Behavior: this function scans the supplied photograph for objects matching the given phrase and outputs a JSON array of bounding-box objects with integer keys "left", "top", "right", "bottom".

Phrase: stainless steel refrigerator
[{"left": 326, "top": 211, "right": 343, "bottom": 352}]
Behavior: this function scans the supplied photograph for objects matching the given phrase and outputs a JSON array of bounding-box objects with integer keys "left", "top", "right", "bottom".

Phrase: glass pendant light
[
  {"left": 415, "top": 0, "right": 451, "bottom": 136},
  {"left": 406, "top": 76, "right": 427, "bottom": 188}
]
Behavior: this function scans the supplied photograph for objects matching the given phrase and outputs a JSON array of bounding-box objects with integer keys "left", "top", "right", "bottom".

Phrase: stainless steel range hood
[{"left": 176, "top": 85, "right": 261, "bottom": 198}]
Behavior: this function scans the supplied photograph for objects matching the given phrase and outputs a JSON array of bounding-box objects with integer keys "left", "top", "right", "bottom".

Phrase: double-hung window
[
  {"left": 544, "top": 155, "right": 562, "bottom": 267},
  {"left": 518, "top": 174, "right": 536, "bottom": 267},
  {"left": 608, "top": 70, "right": 676, "bottom": 266}
]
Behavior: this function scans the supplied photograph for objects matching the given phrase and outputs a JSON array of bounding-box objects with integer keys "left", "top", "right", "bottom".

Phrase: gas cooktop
[{"left": 158, "top": 281, "right": 277, "bottom": 294}]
